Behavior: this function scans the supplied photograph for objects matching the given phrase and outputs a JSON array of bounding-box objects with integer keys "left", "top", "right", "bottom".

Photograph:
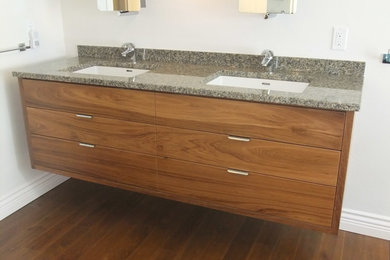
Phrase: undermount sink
[
  {"left": 73, "top": 66, "right": 149, "bottom": 77},
  {"left": 207, "top": 76, "right": 309, "bottom": 93}
]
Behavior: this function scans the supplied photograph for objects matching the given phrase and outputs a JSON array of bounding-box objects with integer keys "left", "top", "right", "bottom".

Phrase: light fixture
[
  {"left": 98, "top": 0, "right": 146, "bottom": 14},
  {"left": 239, "top": 0, "right": 297, "bottom": 19}
]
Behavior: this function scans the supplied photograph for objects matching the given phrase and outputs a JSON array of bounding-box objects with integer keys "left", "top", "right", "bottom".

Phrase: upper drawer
[
  {"left": 156, "top": 93, "right": 345, "bottom": 150},
  {"left": 157, "top": 126, "right": 340, "bottom": 186},
  {"left": 20, "top": 79, "right": 155, "bottom": 124},
  {"left": 27, "top": 107, "right": 156, "bottom": 154}
]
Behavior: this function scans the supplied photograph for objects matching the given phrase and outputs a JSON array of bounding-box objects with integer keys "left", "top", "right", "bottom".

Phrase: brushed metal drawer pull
[
  {"left": 79, "top": 142, "right": 95, "bottom": 148},
  {"left": 228, "top": 135, "right": 251, "bottom": 142},
  {"left": 227, "top": 169, "right": 249, "bottom": 176},
  {"left": 76, "top": 114, "right": 93, "bottom": 119}
]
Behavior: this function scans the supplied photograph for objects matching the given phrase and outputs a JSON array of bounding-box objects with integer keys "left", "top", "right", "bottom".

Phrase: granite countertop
[{"left": 12, "top": 46, "right": 365, "bottom": 111}]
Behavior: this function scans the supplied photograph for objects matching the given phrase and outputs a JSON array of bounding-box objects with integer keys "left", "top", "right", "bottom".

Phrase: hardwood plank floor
[{"left": 1, "top": 179, "right": 389, "bottom": 260}]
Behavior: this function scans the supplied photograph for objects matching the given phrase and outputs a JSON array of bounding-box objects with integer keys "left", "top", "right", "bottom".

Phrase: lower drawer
[
  {"left": 30, "top": 135, "right": 157, "bottom": 190},
  {"left": 157, "top": 158, "right": 336, "bottom": 228}
]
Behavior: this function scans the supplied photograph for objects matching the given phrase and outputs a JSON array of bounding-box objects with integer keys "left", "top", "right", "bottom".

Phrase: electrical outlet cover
[{"left": 332, "top": 26, "right": 349, "bottom": 50}]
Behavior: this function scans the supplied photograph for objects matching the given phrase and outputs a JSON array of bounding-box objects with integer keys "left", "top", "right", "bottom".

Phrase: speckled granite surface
[{"left": 12, "top": 45, "right": 365, "bottom": 111}]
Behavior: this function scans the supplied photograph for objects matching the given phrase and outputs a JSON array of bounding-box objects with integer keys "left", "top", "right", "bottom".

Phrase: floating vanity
[{"left": 13, "top": 46, "right": 365, "bottom": 233}]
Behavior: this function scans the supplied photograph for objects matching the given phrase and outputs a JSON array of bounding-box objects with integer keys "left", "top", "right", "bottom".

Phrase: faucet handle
[
  {"left": 122, "top": 42, "right": 135, "bottom": 50},
  {"left": 261, "top": 49, "right": 274, "bottom": 56},
  {"left": 261, "top": 50, "right": 274, "bottom": 62}
]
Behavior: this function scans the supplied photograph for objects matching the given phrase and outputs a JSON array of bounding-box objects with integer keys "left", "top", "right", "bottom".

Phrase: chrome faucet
[
  {"left": 261, "top": 49, "right": 274, "bottom": 66},
  {"left": 261, "top": 49, "right": 278, "bottom": 73},
  {"left": 121, "top": 42, "right": 136, "bottom": 64}
]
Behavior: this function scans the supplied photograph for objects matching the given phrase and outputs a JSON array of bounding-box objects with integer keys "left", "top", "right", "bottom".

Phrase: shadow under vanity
[{"left": 13, "top": 45, "right": 364, "bottom": 233}]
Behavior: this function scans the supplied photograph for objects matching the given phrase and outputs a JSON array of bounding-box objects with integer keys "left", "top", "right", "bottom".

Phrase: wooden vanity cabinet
[{"left": 19, "top": 78, "right": 354, "bottom": 233}]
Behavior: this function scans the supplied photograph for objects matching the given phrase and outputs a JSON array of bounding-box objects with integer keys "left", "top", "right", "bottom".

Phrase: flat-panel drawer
[
  {"left": 156, "top": 93, "right": 345, "bottom": 150},
  {"left": 20, "top": 79, "right": 155, "bottom": 124},
  {"left": 157, "top": 158, "right": 336, "bottom": 228},
  {"left": 30, "top": 135, "right": 157, "bottom": 190},
  {"left": 157, "top": 126, "right": 340, "bottom": 186},
  {"left": 27, "top": 107, "right": 156, "bottom": 154}
]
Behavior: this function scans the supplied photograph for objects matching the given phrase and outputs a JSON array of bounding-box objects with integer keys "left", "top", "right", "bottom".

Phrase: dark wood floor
[{"left": 1, "top": 179, "right": 389, "bottom": 260}]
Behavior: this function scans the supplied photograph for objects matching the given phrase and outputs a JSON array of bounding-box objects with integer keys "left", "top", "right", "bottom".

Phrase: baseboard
[
  {"left": 0, "top": 173, "right": 69, "bottom": 221},
  {"left": 340, "top": 208, "right": 390, "bottom": 240}
]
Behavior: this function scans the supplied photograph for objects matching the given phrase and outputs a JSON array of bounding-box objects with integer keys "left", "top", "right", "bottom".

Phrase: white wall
[{"left": 0, "top": 0, "right": 67, "bottom": 218}]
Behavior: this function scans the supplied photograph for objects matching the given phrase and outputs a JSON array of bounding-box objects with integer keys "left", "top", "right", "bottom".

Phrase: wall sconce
[
  {"left": 98, "top": 0, "right": 146, "bottom": 15},
  {"left": 239, "top": 0, "right": 297, "bottom": 19}
]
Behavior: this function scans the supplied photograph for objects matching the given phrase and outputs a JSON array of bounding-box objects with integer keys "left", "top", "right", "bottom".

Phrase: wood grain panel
[
  {"left": 21, "top": 79, "right": 155, "bottom": 124},
  {"left": 18, "top": 79, "right": 35, "bottom": 167},
  {"left": 18, "top": 79, "right": 356, "bottom": 233},
  {"left": 156, "top": 93, "right": 345, "bottom": 150},
  {"left": 157, "top": 126, "right": 340, "bottom": 186},
  {"left": 157, "top": 158, "right": 336, "bottom": 228},
  {"left": 30, "top": 135, "right": 157, "bottom": 190},
  {"left": 331, "top": 111, "right": 355, "bottom": 232},
  {"left": 27, "top": 107, "right": 156, "bottom": 154}
]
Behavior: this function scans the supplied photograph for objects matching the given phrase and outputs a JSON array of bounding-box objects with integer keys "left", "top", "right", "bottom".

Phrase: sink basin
[
  {"left": 207, "top": 76, "right": 309, "bottom": 93},
  {"left": 73, "top": 66, "right": 149, "bottom": 77}
]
